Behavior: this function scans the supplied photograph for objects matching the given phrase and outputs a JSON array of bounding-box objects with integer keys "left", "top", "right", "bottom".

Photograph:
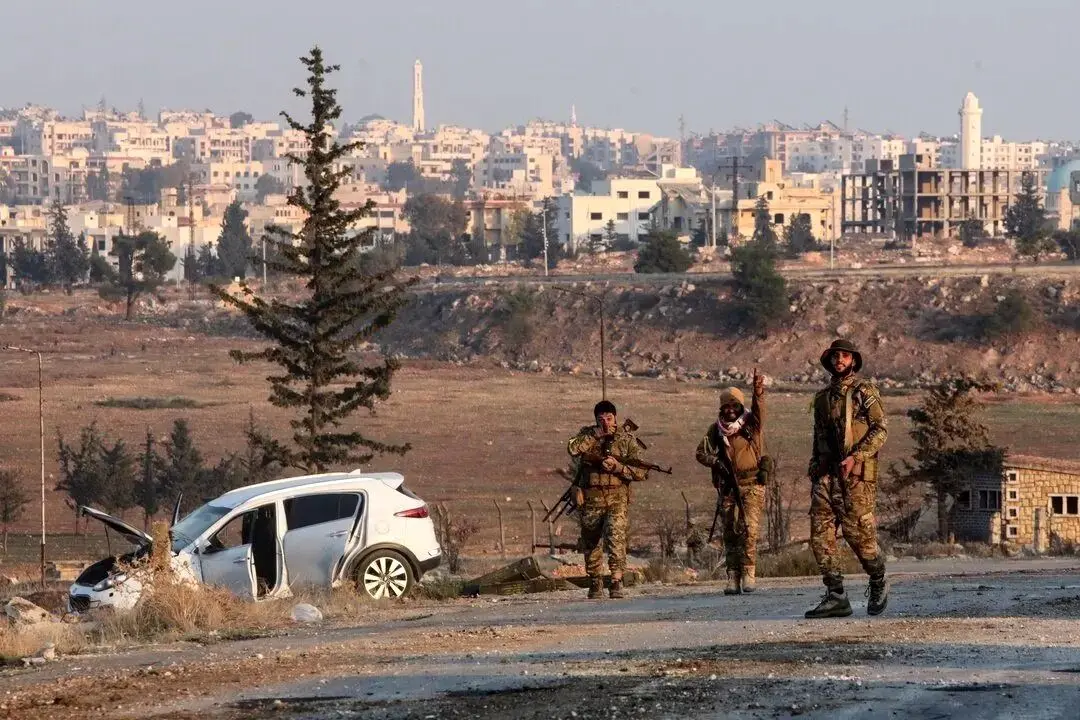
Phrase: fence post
[
  {"left": 527, "top": 501, "right": 537, "bottom": 555},
  {"left": 540, "top": 499, "right": 557, "bottom": 556},
  {"left": 494, "top": 500, "right": 505, "bottom": 559}
]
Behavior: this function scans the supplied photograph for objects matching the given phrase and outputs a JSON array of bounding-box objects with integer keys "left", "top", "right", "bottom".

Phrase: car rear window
[{"left": 284, "top": 493, "right": 361, "bottom": 530}]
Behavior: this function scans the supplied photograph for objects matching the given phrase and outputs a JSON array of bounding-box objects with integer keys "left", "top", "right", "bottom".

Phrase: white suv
[{"left": 68, "top": 470, "right": 442, "bottom": 612}]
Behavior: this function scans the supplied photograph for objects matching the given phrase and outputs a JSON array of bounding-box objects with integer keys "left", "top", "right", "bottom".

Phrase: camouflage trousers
[
  {"left": 809, "top": 469, "right": 884, "bottom": 589},
  {"left": 578, "top": 485, "right": 630, "bottom": 580},
  {"left": 722, "top": 482, "right": 764, "bottom": 572}
]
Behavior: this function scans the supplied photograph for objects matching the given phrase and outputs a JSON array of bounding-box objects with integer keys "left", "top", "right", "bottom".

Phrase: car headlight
[{"left": 92, "top": 573, "right": 128, "bottom": 592}]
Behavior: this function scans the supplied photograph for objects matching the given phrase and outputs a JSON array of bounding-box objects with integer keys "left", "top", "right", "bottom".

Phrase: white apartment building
[
  {"left": 474, "top": 142, "right": 556, "bottom": 199},
  {"left": 938, "top": 136, "right": 1045, "bottom": 171},
  {"left": 91, "top": 120, "right": 173, "bottom": 165},
  {"left": 20, "top": 120, "right": 95, "bottom": 157},
  {"left": 556, "top": 174, "right": 663, "bottom": 251},
  {"left": 191, "top": 160, "right": 268, "bottom": 201}
]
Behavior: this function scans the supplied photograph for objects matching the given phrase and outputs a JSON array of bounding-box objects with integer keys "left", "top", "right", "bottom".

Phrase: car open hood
[{"left": 80, "top": 506, "right": 153, "bottom": 547}]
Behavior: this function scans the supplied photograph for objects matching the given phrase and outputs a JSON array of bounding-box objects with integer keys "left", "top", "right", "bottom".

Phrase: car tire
[{"left": 354, "top": 549, "right": 415, "bottom": 600}]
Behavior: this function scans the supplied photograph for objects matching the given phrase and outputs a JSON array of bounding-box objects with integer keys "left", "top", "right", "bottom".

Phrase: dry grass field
[{"left": 2, "top": 301, "right": 1080, "bottom": 570}]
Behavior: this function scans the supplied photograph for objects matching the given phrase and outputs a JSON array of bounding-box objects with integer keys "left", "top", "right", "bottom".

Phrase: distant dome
[{"left": 1047, "top": 160, "right": 1080, "bottom": 194}]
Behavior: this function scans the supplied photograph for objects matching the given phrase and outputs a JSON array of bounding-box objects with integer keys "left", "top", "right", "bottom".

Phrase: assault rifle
[{"left": 543, "top": 418, "right": 671, "bottom": 524}]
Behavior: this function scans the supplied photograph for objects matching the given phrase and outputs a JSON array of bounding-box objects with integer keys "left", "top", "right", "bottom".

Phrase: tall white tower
[
  {"left": 412, "top": 59, "right": 426, "bottom": 134},
  {"left": 959, "top": 91, "right": 982, "bottom": 170}
]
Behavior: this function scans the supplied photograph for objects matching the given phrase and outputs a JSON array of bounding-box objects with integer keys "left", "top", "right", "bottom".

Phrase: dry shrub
[
  {"left": 640, "top": 557, "right": 685, "bottom": 584},
  {"left": 412, "top": 578, "right": 465, "bottom": 600},
  {"left": 903, "top": 541, "right": 966, "bottom": 559},
  {"left": 0, "top": 623, "right": 87, "bottom": 663},
  {"left": 756, "top": 545, "right": 860, "bottom": 578},
  {"left": 430, "top": 504, "right": 478, "bottom": 574},
  {"left": 649, "top": 508, "right": 686, "bottom": 560}
]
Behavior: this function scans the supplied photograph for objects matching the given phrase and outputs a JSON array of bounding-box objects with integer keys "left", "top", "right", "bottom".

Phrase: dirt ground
[
  {"left": 1, "top": 301, "right": 1080, "bottom": 566},
  {"left": 4, "top": 558, "right": 1080, "bottom": 719}
]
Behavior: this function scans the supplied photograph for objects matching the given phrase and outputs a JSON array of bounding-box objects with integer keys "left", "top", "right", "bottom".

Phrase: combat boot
[
  {"left": 741, "top": 566, "right": 756, "bottom": 593},
  {"left": 723, "top": 570, "right": 741, "bottom": 595},
  {"left": 866, "top": 576, "right": 888, "bottom": 616},
  {"left": 804, "top": 589, "right": 852, "bottom": 619},
  {"left": 587, "top": 578, "right": 604, "bottom": 600},
  {"left": 609, "top": 578, "right": 626, "bottom": 599}
]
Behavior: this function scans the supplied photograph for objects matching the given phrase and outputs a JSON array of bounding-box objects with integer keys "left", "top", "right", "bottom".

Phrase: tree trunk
[
  {"left": 125, "top": 288, "right": 135, "bottom": 320},
  {"left": 937, "top": 489, "right": 950, "bottom": 542}
]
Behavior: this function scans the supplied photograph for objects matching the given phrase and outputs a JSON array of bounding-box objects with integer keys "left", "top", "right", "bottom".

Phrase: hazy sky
[{"left": 6, "top": 0, "right": 1076, "bottom": 140}]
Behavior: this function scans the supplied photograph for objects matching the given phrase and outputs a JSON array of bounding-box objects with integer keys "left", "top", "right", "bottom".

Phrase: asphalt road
[{"left": 106, "top": 557, "right": 1080, "bottom": 720}]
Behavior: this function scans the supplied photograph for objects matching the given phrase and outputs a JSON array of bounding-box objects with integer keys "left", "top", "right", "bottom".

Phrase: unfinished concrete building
[{"left": 841, "top": 153, "right": 1046, "bottom": 240}]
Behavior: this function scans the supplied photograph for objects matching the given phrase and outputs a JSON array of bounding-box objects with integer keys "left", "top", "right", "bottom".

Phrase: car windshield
[{"left": 170, "top": 504, "right": 231, "bottom": 553}]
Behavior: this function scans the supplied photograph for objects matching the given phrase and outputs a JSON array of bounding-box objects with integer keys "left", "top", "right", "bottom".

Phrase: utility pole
[
  {"left": 730, "top": 154, "right": 740, "bottom": 242},
  {"left": 541, "top": 201, "right": 549, "bottom": 277}
]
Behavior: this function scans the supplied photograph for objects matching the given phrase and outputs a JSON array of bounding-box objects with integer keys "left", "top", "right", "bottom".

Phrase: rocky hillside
[{"left": 379, "top": 274, "right": 1080, "bottom": 393}]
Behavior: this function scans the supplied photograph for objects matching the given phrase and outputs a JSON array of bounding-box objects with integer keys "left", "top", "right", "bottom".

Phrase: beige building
[
  {"left": 713, "top": 158, "right": 838, "bottom": 242},
  {"left": 466, "top": 196, "right": 530, "bottom": 253},
  {"left": 949, "top": 455, "right": 1080, "bottom": 550}
]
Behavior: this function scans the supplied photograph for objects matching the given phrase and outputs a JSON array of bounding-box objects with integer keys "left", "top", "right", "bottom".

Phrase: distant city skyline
[{"left": 4, "top": 0, "right": 1076, "bottom": 140}]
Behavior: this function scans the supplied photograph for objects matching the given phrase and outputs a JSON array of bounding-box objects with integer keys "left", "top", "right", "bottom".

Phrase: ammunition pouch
[{"left": 756, "top": 455, "right": 774, "bottom": 486}]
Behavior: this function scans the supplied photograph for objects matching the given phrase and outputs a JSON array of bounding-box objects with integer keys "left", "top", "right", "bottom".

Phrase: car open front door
[
  {"left": 196, "top": 509, "right": 257, "bottom": 600},
  {"left": 281, "top": 493, "right": 364, "bottom": 588}
]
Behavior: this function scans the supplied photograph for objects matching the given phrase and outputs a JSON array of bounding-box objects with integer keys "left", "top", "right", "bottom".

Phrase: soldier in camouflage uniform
[
  {"left": 696, "top": 369, "right": 766, "bottom": 595},
  {"left": 567, "top": 400, "right": 648, "bottom": 599},
  {"left": 805, "top": 339, "right": 889, "bottom": 619}
]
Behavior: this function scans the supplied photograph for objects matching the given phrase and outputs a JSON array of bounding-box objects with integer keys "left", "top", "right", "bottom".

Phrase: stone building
[{"left": 949, "top": 455, "right": 1080, "bottom": 550}]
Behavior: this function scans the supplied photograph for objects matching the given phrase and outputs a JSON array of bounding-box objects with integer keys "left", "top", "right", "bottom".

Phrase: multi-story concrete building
[
  {"left": 191, "top": 160, "right": 269, "bottom": 201},
  {"left": 556, "top": 172, "right": 664, "bottom": 251},
  {"left": 474, "top": 142, "right": 556, "bottom": 200},
  {"left": 841, "top": 153, "right": 1047, "bottom": 239}
]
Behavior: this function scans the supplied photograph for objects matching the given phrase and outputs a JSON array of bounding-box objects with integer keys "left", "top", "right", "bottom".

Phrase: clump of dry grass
[
  {"left": 756, "top": 544, "right": 861, "bottom": 578},
  {"left": 0, "top": 622, "right": 88, "bottom": 664}
]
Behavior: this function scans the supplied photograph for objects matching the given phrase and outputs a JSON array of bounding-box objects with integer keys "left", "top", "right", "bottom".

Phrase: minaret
[
  {"left": 412, "top": 59, "right": 426, "bottom": 134},
  {"left": 570, "top": 104, "right": 577, "bottom": 127},
  {"left": 960, "top": 91, "right": 982, "bottom": 170}
]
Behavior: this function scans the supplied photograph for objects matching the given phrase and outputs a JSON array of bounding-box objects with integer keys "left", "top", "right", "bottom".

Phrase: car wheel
[{"left": 355, "top": 550, "right": 414, "bottom": 600}]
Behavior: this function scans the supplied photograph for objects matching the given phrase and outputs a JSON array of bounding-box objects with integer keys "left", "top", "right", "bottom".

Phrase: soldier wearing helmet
[{"left": 805, "top": 339, "right": 889, "bottom": 619}]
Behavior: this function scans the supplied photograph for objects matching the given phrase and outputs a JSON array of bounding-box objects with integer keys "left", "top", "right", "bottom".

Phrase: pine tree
[
  {"left": 56, "top": 423, "right": 109, "bottom": 534},
  {"left": 213, "top": 47, "right": 413, "bottom": 473},
  {"left": 752, "top": 195, "right": 779, "bottom": 245},
  {"left": 783, "top": 213, "right": 816, "bottom": 257},
  {"left": 46, "top": 200, "right": 89, "bottom": 293},
  {"left": 196, "top": 243, "right": 219, "bottom": 279},
  {"left": 634, "top": 228, "right": 693, "bottom": 273},
  {"left": 1004, "top": 172, "right": 1054, "bottom": 261},
  {"left": 161, "top": 419, "right": 204, "bottom": 514},
  {"left": 10, "top": 240, "right": 50, "bottom": 290},
  {"left": 89, "top": 241, "right": 114, "bottom": 283},
  {"left": 886, "top": 377, "right": 1004, "bottom": 540},
  {"left": 0, "top": 469, "right": 29, "bottom": 553},
  {"left": 136, "top": 429, "right": 164, "bottom": 530},
  {"left": 600, "top": 219, "right": 617, "bottom": 254},
  {"left": 101, "top": 439, "right": 137, "bottom": 515},
  {"left": 217, "top": 200, "right": 253, "bottom": 279},
  {"left": 731, "top": 195, "right": 788, "bottom": 331}
]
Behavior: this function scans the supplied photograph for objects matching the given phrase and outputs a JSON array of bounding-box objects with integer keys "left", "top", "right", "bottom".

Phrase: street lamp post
[{"left": 2, "top": 345, "right": 46, "bottom": 589}]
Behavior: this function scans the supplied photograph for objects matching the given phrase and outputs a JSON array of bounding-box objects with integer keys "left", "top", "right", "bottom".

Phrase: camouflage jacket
[
  {"left": 695, "top": 384, "right": 766, "bottom": 483},
  {"left": 567, "top": 425, "right": 648, "bottom": 488},
  {"left": 808, "top": 374, "right": 887, "bottom": 476}
]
